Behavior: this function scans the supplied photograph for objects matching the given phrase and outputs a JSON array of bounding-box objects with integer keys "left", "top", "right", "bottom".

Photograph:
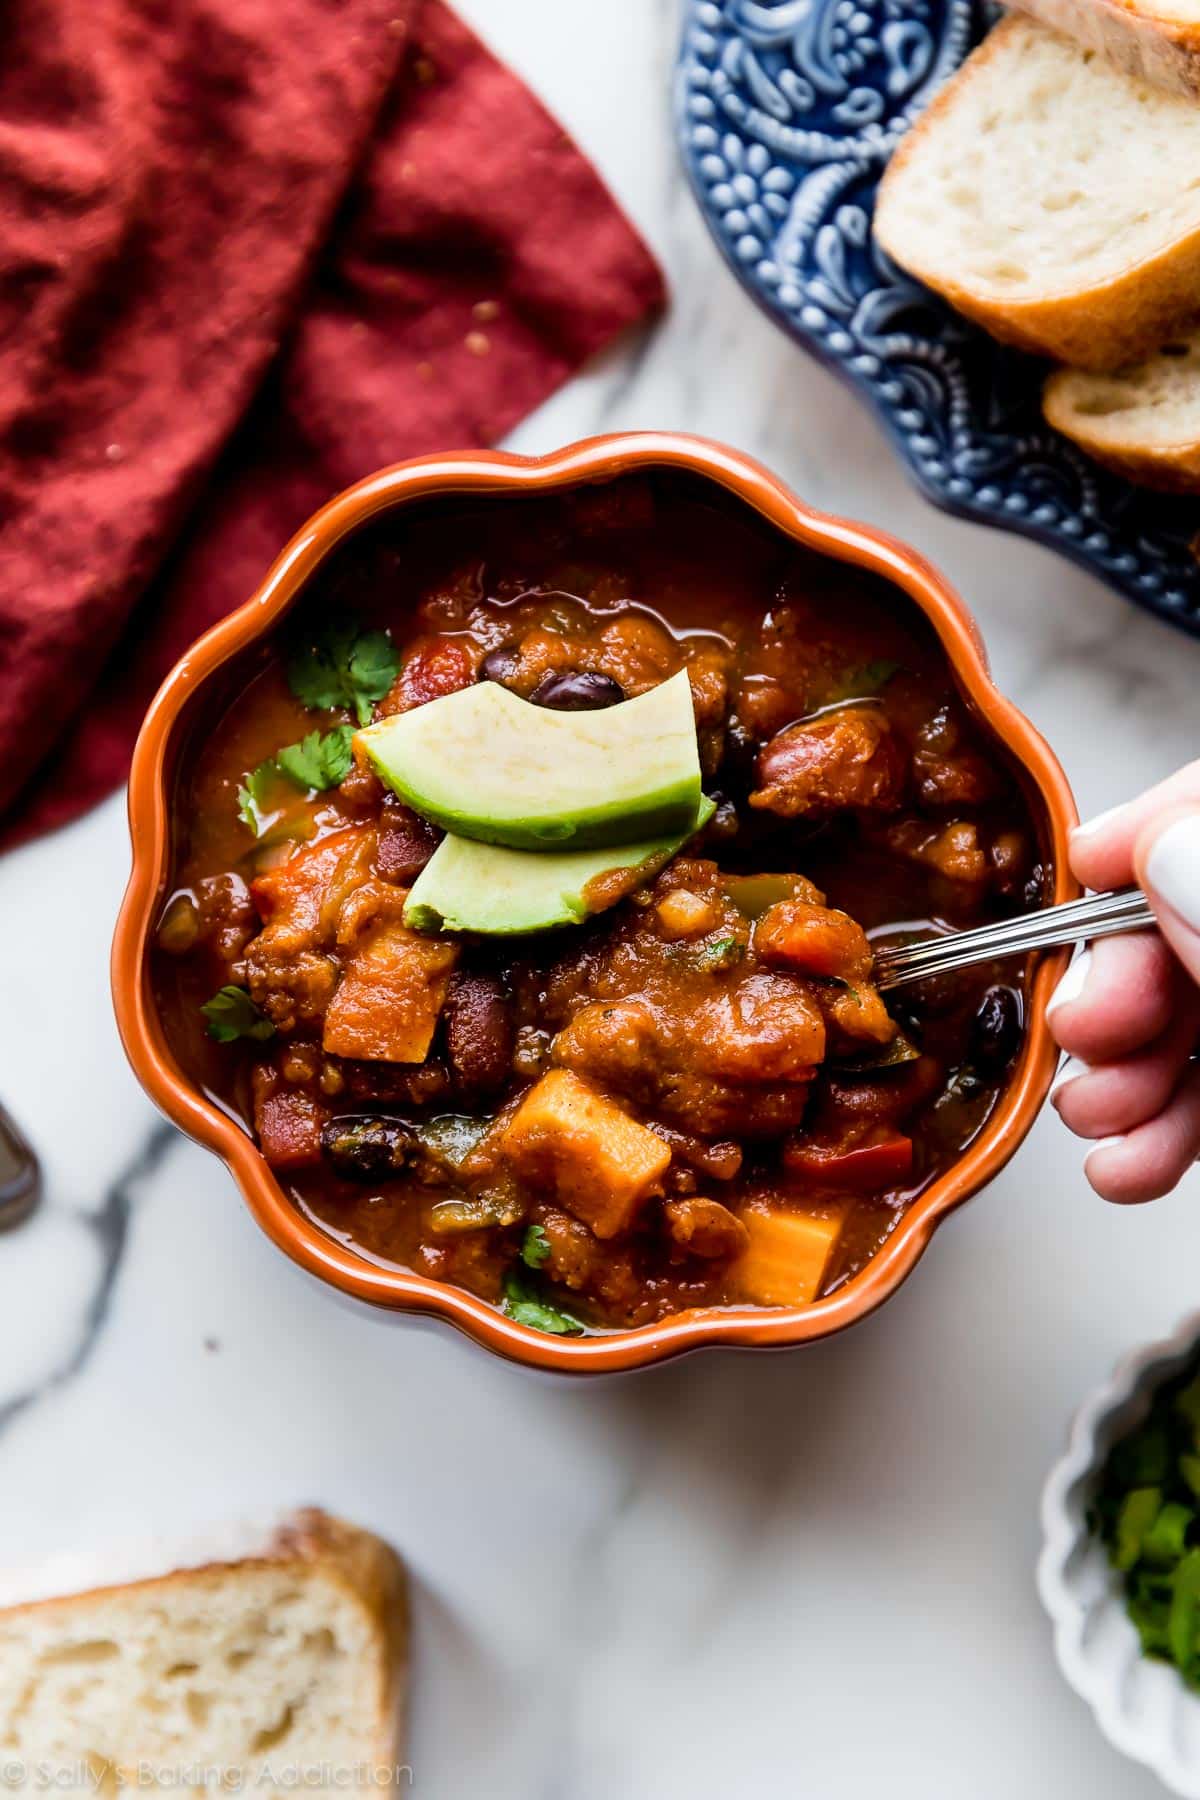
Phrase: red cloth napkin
[{"left": 0, "top": 0, "right": 663, "bottom": 849}]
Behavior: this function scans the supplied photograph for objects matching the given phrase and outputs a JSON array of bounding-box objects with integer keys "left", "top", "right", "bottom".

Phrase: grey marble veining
[{"left": 0, "top": 2, "right": 1189, "bottom": 1793}]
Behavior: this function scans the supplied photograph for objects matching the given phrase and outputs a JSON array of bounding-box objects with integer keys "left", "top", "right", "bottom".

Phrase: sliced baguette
[
  {"left": 874, "top": 15, "right": 1200, "bottom": 370},
  {"left": 1044, "top": 331, "right": 1200, "bottom": 488},
  {"left": 1004, "top": 0, "right": 1200, "bottom": 99},
  {"left": 0, "top": 1510, "right": 407, "bottom": 1791}
]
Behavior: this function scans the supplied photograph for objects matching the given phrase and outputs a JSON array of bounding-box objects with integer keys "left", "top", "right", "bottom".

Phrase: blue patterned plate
[{"left": 677, "top": 0, "right": 1200, "bottom": 636}]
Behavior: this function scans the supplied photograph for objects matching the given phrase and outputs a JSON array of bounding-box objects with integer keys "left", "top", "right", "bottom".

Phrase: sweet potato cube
[
  {"left": 733, "top": 1203, "right": 844, "bottom": 1307},
  {"left": 322, "top": 918, "right": 458, "bottom": 1063},
  {"left": 500, "top": 1069, "right": 671, "bottom": 1239}
]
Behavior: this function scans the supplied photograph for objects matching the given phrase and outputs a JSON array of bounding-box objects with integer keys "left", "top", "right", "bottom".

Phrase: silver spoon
[{"left": 873, "top": 888, "right": 1155, "bottom": 992}]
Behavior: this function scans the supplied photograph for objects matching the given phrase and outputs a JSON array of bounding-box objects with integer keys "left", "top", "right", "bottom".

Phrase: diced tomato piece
[
  {"left": 381, "top": 636, "right": 475, "bottom": 714},
  {"left": 254, "top": 1087, "right": 326, "bottom": 1170},
  {"left": 782, "top": 1126, "right": 913, "bottom": 1191}
]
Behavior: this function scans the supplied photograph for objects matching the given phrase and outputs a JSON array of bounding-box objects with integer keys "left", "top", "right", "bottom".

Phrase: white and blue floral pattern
[{"left": 678, "top": 0, "right": 1200, "bottom": 635}]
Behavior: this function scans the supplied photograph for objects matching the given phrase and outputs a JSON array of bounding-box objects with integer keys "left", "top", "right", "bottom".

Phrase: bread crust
[
  {"left": 1043, "top": 369, "right": 1200, "bottom": 490},
  {"left": 1004, "top": 0, "right": 1200, "bottom": 97},
  {"left": 874, "top": 16, "right": 1200, "bottom": 371},
  {"left": 1, "top": 1509, "right": 408, "bottom": 1766}
]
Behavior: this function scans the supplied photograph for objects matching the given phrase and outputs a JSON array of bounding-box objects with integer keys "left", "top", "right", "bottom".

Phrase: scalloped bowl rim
[
  {"left": 112, "top": 431, "right": 1077, "bottom": 1373},
  {"left": 1039, "top": 1309, "right": 1200, "bottom": 1796}
]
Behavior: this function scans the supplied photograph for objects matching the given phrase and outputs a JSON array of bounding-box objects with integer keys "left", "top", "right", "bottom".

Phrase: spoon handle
[{"left": 874, "top": 888, "right": 1155, "bottom": 991}]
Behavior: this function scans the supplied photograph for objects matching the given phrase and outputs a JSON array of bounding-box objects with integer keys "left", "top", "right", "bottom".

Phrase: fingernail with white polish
[
  {"left": 1084, "top": 1135, "right": 1126, "bottom": 1172},
  {"left": 1050, "top": 1056, "right": 1091, "bottom": 1102},
  {"left": 1072, "top": 802, "right": 1131, "bottom": 841},
  {"left": 1145, "top": 815, "right": 1200, "bottom": 932},
  {"left": 1047, "top": 948, "right": 1093, "bottom": 1017}
]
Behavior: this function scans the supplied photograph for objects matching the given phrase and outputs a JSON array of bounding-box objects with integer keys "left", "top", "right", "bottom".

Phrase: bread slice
[
  {"left": 1044, "top": 331, "right": 1200, "bottom": 488},
  {"left": 0, "top": 1511, "right": 407, "bottom": 1791},
  {"left": 1004, "top": 0, "right": 1200, "bottom": 99},
  {"left": 874, "top": 15, "right": 1200, "bottom": 370}
]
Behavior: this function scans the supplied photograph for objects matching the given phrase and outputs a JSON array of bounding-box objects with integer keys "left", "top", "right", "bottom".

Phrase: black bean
[
  {"left": 970, "top": 985, "right": 1023, "bottom": 1071},
  {"left": 480, "top": 646, "right": 520, "bottom": 686},
  {"left": 322, "top": 1116, "right": 416, "bottom": 1181},
  {"left": 1022, "top": 863, "right": 1050, "bottom": 910},
  {"left": 529, "top": 670, "right": 625, "bottom": 711}
]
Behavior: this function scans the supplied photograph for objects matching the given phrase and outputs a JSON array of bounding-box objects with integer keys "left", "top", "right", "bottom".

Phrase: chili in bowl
[{"left": 112, "top": 434, "right": 1077, "bottom": 1371}]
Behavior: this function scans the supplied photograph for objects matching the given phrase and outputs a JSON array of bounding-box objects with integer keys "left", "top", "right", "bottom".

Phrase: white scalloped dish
[{"left": 1039, "top": 1310, "right": 1200, "bottom": 1796}]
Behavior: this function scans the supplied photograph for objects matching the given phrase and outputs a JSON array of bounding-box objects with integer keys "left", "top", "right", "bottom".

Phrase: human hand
[{"left": 1050, "top": 762, "right": 1200, "bottom": 1204}]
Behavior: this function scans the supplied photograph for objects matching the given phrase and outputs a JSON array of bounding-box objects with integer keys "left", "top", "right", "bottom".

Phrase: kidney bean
[
  {"left": 528, "top": 670, "right": 625, "bottom": 711},
  {"left": 444, "top": 974, "right": 514, "bottom": 1097},
  {"left": 376, "top": 804, "right": 442, "bottom": 884},
  {"left": 970, "top": 985, "right": 1023, "bottom": 1071}
]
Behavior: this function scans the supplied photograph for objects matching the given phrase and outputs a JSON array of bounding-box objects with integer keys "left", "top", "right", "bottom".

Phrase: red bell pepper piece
[{"left": 783, "top": 1126, "right": 914, "bottom": 1192}]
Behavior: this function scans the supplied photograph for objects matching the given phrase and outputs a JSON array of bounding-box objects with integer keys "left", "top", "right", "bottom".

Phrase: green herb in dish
[
  {"left": 237, "top": 762, "right": 282, "bottom": 836},
  {"left": 723, "top": 873, "right": 797, "bottom": 920},
  {"left": 275, "top": 725, "right": 355, "bottom": 792},
  {"left": 287, "top": 616, "right": 399, "bottom": 727},
  {"left": 521, "top": 1223, "right": 551, "bottom": 1269},
  {"left": 501, "top": 1268, "right": 584, "bottom": 1336},
  {"left": 827, "top": 659, "right": 901, "bottom": 703},
  {"left": 238, "top": 727, "right": 356, "bottom": 836},
  {"left": 201, "top": 985, "right": 275, "bottom": 1044},
  {"left": 809, "top": 972, "right": 863, "bottom": 1007},
  {"left": 836, "top": 1030, "right": 922, "bottom": 1074},
  {"left": 697, "top": 934, "right": 744, "bottom": 970},
  {"left": 1091, "top": 1359, "right": 1200, "bottom": 1680}
]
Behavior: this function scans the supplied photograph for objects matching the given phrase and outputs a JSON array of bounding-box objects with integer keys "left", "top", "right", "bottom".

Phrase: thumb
[{"left": 1135, "top": 807, "right": 1200, "bottom": 987}]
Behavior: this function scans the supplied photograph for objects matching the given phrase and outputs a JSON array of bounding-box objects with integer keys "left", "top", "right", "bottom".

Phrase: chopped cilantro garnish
[
  {"left": 286, "top": 616, "right": 399, "bottom": 727},
  {"left": 237, "top": 726, "right": 356, "bottom": 836},
  {"left": 276, "top": 725, "right": 355, "bottom": 792},
  {"left": 237, "top": 763, "right": 279, "bottom": 836},
  {"left": 502, "top": 1269, "right": 584, "bottom": 1336},
  {"left": 521, "top": 1224, "right": 551, "bottom": 1270},
  {"left": 698, "top": 934, "right": 744, "bottom": 970},
  {"left": 810, "top": 972, "right": 863, "bottom": 1006},
  {"left": 201, "top": 985, "right": 275, "bottom": 1044},
  {"left": 829, "top": 659, "right": 901, "bottom": 702}
]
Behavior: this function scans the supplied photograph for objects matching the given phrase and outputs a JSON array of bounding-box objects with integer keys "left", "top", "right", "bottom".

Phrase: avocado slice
[
  {"left": 356, "top": 669, "right": 702, "bottom": 851},
  {"left": 404, "top": 798, "right": 715, "bottom": 936}
]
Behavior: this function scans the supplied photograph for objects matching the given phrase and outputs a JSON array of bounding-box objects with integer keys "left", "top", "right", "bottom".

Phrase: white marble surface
[{"left": 1, "top": 1, "right": 1198, "bottom": 1792}]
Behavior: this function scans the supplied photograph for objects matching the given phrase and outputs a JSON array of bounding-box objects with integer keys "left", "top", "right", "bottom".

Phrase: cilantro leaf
[
  {"left": 829, "top": 659, "right": 901, "bottom": 702},
  {"left": 239, "top": 726, "right": 356, "bottom": 834},
  {"left": 237, "top": 763, "right": 277, "bottom": 836},
  {"left": 857, "top": 658, "right": 901, "bottom": 691},
  {"left": 698, "top": 935, "right": 744, "bottom": 970},
  {"left": 286, "top": 617, "right": 399, "bottom": 726},
  {"left": 201, "top": 985, "right": 275, "bottom": 1044},
  {"left": 347, "top": 631, "right": 402, "bottom": 725},
  {"left": 275, "top": 725, "right": 355, "bottom": 792},
  {"left": 502, "top": 1269, "right": 584, "bottom": 1336},
  {"left": 521, "top": 1224, "right": 551, "bottom": 1270},
  {"left": 810, "top": 973, "right": 863, "bottom": 1006}
]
